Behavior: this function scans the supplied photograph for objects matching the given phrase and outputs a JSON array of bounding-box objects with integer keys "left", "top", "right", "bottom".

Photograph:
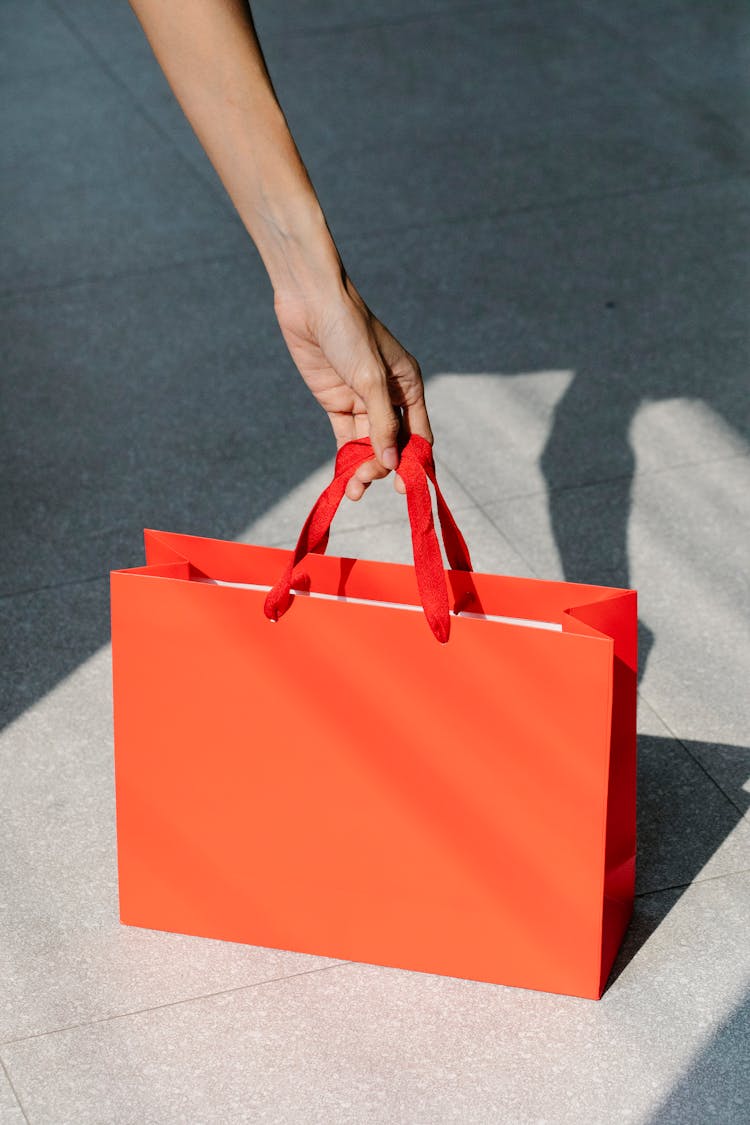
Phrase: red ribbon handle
[{"left": 264, "top": 435, "right": 473, "bottom": 642}]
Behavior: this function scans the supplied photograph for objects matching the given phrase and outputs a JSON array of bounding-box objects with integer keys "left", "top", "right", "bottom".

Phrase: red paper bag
[{"left": 111, "top": 436, "right": 636, "bottom": 999}]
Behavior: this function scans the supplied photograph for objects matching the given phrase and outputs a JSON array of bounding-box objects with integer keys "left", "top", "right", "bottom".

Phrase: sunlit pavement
[{"left": 1, "top": 2, "right": 748, "bottom": 1122}]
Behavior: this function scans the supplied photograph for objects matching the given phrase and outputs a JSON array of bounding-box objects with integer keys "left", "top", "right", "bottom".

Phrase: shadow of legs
[{"left": 539, "top": 372, "right": 656, "bottom": 681}]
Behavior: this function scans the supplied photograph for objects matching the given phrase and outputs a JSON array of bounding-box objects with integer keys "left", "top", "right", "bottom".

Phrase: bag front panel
[{"left": 112, "top": 557, "right": 617, "bottom": 999}]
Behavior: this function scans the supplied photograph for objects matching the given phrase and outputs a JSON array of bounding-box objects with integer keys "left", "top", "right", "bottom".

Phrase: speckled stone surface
[
  {"left": 0, "top": 634, "right": 344, "bottom": 1043},
  {"left": 0, "top": 0, "right": 90, "bottom": 81},
  {"left": 54, "top": 0, "right": 746, "bottom": 238},
  {"left": 635, "top": 699, "right": 750, "bottom": 893},
  {"left": 0, "top": 256, "right": 322, "bottom": 598},
  {"left": 2, "top": 874, "right": 749, "bottom": 1124},
  {"left": 0, "top": 1067, "right": 23, "bottom": 1118},
  {"left": 2, "top": 0, "right": 749, "bottom": 1121},
  {"left": 0, "top": 1103, "right": 26, "bottom": 1125},
  {"left": 579, "top": 0, "right": 750, "bottom": 150},
  {"left": 0, "top": 65, "right": 244, "bottom": 294}
]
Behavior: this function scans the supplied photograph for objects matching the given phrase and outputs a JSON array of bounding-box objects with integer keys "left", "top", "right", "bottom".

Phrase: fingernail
[{"left": 382, "top": 446, "right": 399, "bottom": 470}]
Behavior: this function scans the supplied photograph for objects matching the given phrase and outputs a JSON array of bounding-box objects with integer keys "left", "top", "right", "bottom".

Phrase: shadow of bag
[{"left": 110, "top": 436, "right": 637, "bottom": 999}]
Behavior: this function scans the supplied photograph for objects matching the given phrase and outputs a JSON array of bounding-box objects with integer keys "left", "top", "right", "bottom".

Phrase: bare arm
[{"left": 128, "top": 0, "right": 431, "bottom": 497}]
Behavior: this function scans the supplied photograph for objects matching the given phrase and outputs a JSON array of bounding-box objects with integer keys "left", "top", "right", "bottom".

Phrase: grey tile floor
[{"left": 1, "top": 0, "right": 748, "bottom": 1121}]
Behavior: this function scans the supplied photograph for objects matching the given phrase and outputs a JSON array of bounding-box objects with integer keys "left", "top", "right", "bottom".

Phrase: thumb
[{"left": 360, "top": 371, "right": 401, "bottom": 471}]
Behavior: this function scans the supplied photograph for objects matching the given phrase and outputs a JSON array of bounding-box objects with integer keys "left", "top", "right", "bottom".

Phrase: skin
[{"left": 128, "top": 0, "right": 433, "bottom": 500}]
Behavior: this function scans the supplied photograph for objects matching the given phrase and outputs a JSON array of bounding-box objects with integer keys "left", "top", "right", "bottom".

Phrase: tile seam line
[
  {"left": 44, "top": 0, "right": 234, "bottom": 213},
  {"left": 0, "top": 502, "right": 480, "bottom": 602},
  {"left": 635, "top": 867, "right": 750, "bottom": 900},
  {"left": 0, "top": 573, "right": 109, "bottom": 603},
  {"left": 0, "top": 1057, "right": 30, "bottom": 1125},
  {"left": 478, "top": 450, "right": 750, "bottom": 504},
  {"left": 349, "top": 447, "right": 749, "bottom": 514},
  {"left": 2, "top": 57, "right": 98, "bottom": 85},
  {"left": 1, "top": 450, "right": 746, "bottom": 603},
  {"left": 437, "top": 460, "right": 542, "bottom": 578},
  {"left": 2, "top": 170, "right": 746, "bottom": 303},
  {"left": 0, "top": 248, "right": 251, "bottom": 303},
  {"left": 37, "top": 0, "right": 606, "bottom": 57},
  {"left": 36, "top": 0, "right": 735, "bottom": 119},
  {"left": 2, "top": 445, "right": 745, "bottom": 517},
  {"left": 2, "top": 447, "right": 746, "bottom": 603},
  {"left": 638, "top": 691, "right": 749, "bottom": 820},
  {"left": 342, "top": 170, "right": 750, "bottom": 244},
  {"left": 52, "top": 0, "right": 620, "bottom": 211},
  {"left": 255, "top": 0, "right": 503, "bottom": 41},
  {"left": 0, "top": 960, "right": 353, "bottom": 1048},
  {"left": 577, "top": 0, "right": 750, "bottom": 146}
]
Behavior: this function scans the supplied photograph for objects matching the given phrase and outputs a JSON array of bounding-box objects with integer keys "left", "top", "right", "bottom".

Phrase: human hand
[
  {"left": 274, "top": 276, "right": 432, "bottom": 500},
  {"left": 127, "top": 0, "right": 431, "bottom": 499}
]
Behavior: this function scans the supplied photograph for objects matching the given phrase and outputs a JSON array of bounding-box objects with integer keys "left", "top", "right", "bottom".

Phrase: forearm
[
  {"left": 128, "top": 0, "right": 345, "bottom": 300},
  {"left": 127, "top": 0, "right": 428, "bottom": 474}
]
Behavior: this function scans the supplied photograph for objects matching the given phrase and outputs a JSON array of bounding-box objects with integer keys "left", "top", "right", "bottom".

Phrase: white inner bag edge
[{"left": 196, "top": 577, "right": 563, "bottom": 632}]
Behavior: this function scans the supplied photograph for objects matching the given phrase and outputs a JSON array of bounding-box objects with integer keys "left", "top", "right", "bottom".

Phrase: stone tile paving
[{"left": 1, "top": 0, "right": 748, "bottom": 1121}]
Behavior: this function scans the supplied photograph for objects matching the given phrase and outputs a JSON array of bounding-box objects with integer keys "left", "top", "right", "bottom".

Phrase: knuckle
[
  {"left": 406, "top": 351, "right": 422, "bottom": 376},
  {"left": 356, "top": 367, "right": 385, "bottom": 395}
]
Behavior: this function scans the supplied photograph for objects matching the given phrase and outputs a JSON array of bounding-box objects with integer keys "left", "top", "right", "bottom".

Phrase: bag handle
[{"left": 264, "top": 434, "right": 473, "bottom": 643}]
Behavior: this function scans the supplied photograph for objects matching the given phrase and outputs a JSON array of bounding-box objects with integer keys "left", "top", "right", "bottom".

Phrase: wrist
[
  {"left": 257, "top": 195, "right": 346, "bottom": 304},
  {"left": 232, "top": 107, "right": 345, "bottom": 301}
]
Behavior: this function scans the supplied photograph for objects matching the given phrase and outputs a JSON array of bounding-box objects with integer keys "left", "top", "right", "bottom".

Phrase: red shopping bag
[{"left": 111, "top": 436, "right": 636, "bottom": 999}]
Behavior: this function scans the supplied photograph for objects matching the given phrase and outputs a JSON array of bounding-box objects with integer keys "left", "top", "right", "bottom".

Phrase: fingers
[
  {"left": 326, "top": 408, "right": 388, "bottom": 501},
  {"left": 401, "top": 394, "right": 433, "bottom": 445},
  {"left": 344, "top": 367, "right": 402, "bottom": 499},
  {"left": 328, "top": 411, "right": 358, "bottom": 448},
  {"left": 345, "top": 457, "right": 388, "bottom": 501},
  {"left": 338, "top": 356, "right": 432, "bottom": 501},
  {"left": 346, "top": 477, "right": 369, "bottom": 502},
  {"left": 311, "top": 288, "right": 433, "bottom": 499},
  {"left": 357, "top": 369, "right": 401, "bottom": 472}
]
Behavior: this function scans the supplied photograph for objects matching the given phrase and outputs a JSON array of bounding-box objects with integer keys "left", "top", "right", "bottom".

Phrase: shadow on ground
[
  {"left": 607, "top": 733, "right": 750, "bottom": 988},
  {"left": 2, "top": 2, "right": 748, "bottom": 1050},
  {"left": 646, "top": 986, "right": 750, "bottom": 1123}
]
